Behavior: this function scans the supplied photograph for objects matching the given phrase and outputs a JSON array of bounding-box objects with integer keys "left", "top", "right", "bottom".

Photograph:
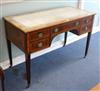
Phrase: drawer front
[
  {"left": 51, "top": 26, "right": 64, "bottom": 36},
  {"left": 51, "top": 20, "right": 81, "bottom": 36},
  {"left": 82, "top": 16, "right": 93, "bottom": 25},
  {"left": 81, "top": 23, "right": 92, "bottom": 34},
  {"left": 29, "top": 38, "right": 50, "bottom": 53},
  {"left": 29, "top": 29, "right": 50, "bottom": 42},
  {"left": 63, "top": 20, "right": 81, "bottom": 31},
  {"left": 66, "top": 20, "right": 81, "bottom": 29}
]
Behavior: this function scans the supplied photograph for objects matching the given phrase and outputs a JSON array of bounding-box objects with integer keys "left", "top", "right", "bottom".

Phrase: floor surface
[{"left": 5, "top": 31, "right": 100, "bottom": 91}]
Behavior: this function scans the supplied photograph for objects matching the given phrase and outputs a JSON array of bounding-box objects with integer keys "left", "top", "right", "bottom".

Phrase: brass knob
[
  {"left": 85, "top": 26, "right": 88, "bottom": 31},
  {"left": 54, "top": 28, "right": 59, "bottom": 33},
  {"left": 38, "top": 42, "right": 43, "bottom": 48},
  {"left": 86, "top": 20, "right": 89, "bottom": 23},
  {"left": 84, "top": 19, "right": 89, "bottom": 23},
  {"left": 38, "top": 32, "right": 43, "bottom": 38},
  {"left": 75, "top": 22, "right": 80, "bottom": 26}
]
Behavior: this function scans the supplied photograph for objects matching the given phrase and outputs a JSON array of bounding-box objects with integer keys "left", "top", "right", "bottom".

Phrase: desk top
[{"left": 4, "top": 6, "right": 95, "bottom": 33}]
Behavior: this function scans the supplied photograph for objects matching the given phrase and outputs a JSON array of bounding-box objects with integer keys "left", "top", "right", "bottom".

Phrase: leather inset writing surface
[{"left": 5, "top": 7, "right": 95, "bottom": 33}]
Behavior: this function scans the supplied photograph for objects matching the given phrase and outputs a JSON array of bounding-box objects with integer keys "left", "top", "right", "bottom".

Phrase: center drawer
[
  {"left": 29, "top": 38, "right": 50, "bottom": 53},
  {"left": 51, "top": 20, "right": 81, "bottom": 37},
  {"left": 66, "top": 20, "right": 81, "bottom": 29}
]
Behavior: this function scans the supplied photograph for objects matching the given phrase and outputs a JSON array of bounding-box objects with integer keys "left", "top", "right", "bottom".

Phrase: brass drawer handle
[
  {"left": 85, "top": 26, "right": 88, "bottom": 31},
  {"left": 75, "top": 22, "right": 80, "bottom": 26},
  {"left": 54, "top": 28, "right": 59, "bottom": 33},
  {"left": 38, "top": 32, "right": 43, "bottom": 38},
  {"left": 86, "top": 20, "right": 89, "bottom": 23},
  {"left": 84, "top": 19, "right": 89, "bottom": 23},
  {"left": 38, "top": 42, "right": 43, "bottom": 48}
]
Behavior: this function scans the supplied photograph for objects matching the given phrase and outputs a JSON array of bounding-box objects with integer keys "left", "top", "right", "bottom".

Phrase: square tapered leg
[
  {"left": 84, "top": 32, "right": 92, "bottom": 58},
  {"left": 6, "top": 40, "right": 12, "bottom": 67},
  {"left": 25, "top": 54, "right": 31, "bottom": 88},
  {"left": 63, "top": 32, "right": 68, "bottom": 47},
  {"left": 0, "top": 67, "right": 5, "bottom": 91}
]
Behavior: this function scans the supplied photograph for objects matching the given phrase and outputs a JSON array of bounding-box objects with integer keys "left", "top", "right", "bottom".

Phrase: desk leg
[
  {"left": 0, "top": 67, "right": 5, "bottom": 91},
  {"left": 25, "top": 54, "right": 31, "bottom": 88},
  {"left": 1, "top": 74, "right": 5, "bottom": 91},
  {"left": 84, "top": 32, "right": 92, "bottom": 58},
  {"left": 7, "top": 40, "right": 12, "bottom": 67},
  {"left": 63, "top": 32, "right": 68, "bottom": 47}
]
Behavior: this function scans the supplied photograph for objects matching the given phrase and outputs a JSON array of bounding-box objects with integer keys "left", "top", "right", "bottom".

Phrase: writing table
[{"left": 4, "top": 6, "right": 95, "bottom": 88}]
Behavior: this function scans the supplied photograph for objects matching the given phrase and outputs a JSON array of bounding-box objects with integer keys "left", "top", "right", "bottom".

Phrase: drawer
[
  {"left": 51, "top": 20, "right": 81, "bottom": 37},
  {"left": 51, "top": 24, "right": 67, "bottom": 37},
  {"left": 66, "top": 20, "right": 81, "bottom": 29},
  {"left": 64, "top": 20, "right": 81, "bottom": 31},
  {"left": 81, "top": 23, "right": 92, "bottom": 34},
  {"left": 28, "top": 29, "right": 50, "bottom": 42},
  {"left": 51, "top": 26, "right": 63, "bottom": 36},
  {"left": 29, "top": 38, "right": 50, "bottom": 53},
  {"left": 82, "top": 16, "right": 93, "bottom": 25}
]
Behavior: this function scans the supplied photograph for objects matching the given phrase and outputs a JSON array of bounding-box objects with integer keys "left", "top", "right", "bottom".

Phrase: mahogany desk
[{"left": 4, "top": 7, "right": 95, "bottom": 88}]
